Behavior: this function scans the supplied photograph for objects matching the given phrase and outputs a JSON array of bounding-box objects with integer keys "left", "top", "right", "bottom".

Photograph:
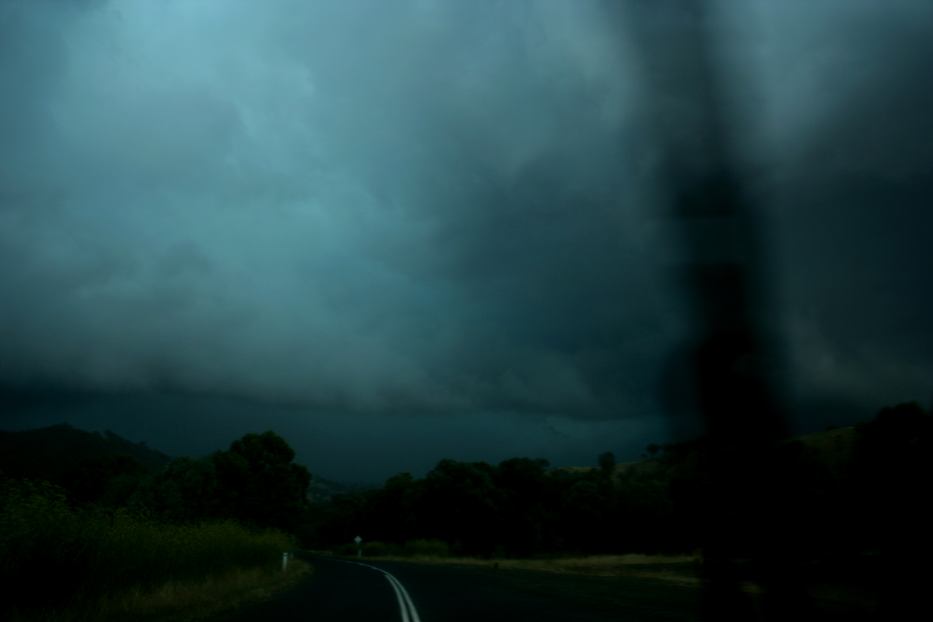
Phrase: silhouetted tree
[
  {"left": 212, "top": 431, "right": 311, "bottom": 531},
  {"left": 495, "top": 458, "right": 554, "bottom": 555},
  {"left": 133, "top": 457, "right": 219, "bottom": 522},
  {"left": 420, "top": 460, "right": 502, "bottom": 555},
  {"left": 598, "top": 451, "right": 616, "bottom": 476}
]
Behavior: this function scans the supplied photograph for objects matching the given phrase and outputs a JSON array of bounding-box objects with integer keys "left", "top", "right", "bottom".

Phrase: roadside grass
[
  {"left": 330, "top": 544, "right": 701, "bottom": 584},
  {"left": 91, "top": 559, "right": 311, "bottom": 622},
  {"left": 1, "top": 479, "right": 307, "bottom": 622},
  {"left": 486, "top": 554, "right": 702, "bottom": 584},
  {"left": 5, "top": 560, "right": 311, "bottom": 622}
]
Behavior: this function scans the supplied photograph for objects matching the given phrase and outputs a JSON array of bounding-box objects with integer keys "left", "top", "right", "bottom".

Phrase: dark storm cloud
[
  {"left": 1, "top": 0, "right": 931, "bottom": 431},
  {"left": 741, "top": 0, "right": 933, "bottom": 414}
]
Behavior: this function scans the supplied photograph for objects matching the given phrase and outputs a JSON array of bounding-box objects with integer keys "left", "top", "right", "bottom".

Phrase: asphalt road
[{"left": 223, "top": 555, "right": 701, "bottom": 622}]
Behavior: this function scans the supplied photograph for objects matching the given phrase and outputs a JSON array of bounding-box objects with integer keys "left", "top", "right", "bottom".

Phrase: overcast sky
[{"left": 2, "top": 0, "right": 931, "bottom": 481}]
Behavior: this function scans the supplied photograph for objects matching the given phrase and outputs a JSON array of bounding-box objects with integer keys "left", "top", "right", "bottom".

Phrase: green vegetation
[
  {"left": 0, "top": 430, "right": 311, "bottom": 621},
  {"left": 305, "top": 401, "right": 933, "bottom": 567},
  {"left": 0, "top": 478, "right": 296, "bottom": 620},
  {"left": 3, "top": 400, "right": 930, "bottom": 618},
  {"left": 134, "top": 431, "right": 312, "bottom": 531},
  {"left": 91, "top": 561, "right": 310, "bottom": 622},
  {"left": 305, "top": 452, "right": 697, "bottom": 557},
  {"left": 0, "top": 424, "right": 170, "bottom": 506},
  {"left": 332, "top": 538, "right": 451, "bottom": 558},
  {"left": 358, "top": 553, "right": 700, "bottom": 584}
]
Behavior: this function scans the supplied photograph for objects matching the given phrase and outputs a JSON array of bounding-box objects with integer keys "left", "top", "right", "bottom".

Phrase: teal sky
[{"left": 2, "top": 0, "right": 931, "bottom": 480}]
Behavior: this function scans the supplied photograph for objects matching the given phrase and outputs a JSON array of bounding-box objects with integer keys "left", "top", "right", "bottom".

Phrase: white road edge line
[{"left": 345, "top": 560, "right": 422, "bottom": 622}]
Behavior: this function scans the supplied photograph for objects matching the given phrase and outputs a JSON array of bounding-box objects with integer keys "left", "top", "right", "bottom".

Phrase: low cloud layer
[{"left": 2, "top": 0, "right": 931, "bottom": 430}]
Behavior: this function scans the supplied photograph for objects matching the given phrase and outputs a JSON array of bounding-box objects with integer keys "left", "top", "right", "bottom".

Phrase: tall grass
[{"left": 0, "top": 479, "right": 293, "bottom": 619}]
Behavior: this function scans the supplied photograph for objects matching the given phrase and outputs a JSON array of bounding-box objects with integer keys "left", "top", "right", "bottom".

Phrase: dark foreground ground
[{"left": 220, "top": 554, "right": 875, "bottom": 622}]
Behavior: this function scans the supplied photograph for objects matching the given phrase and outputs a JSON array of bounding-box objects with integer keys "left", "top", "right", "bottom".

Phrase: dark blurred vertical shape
[{"left": 614, "top": 2, "right": 809, "bottom": 619}]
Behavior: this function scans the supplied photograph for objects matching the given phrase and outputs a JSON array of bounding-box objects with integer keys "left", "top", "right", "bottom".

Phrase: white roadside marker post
[
  {"left": 355, "top": 535, "right": 363, "bottom": 558},
  {"left": 282, "top": 551, "right": 289, "bottom": 572}
]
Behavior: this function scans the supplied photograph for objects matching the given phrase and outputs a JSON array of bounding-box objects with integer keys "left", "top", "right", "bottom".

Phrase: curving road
[{"left": 224, "top": 555, "right": 701, "bottom": 622}]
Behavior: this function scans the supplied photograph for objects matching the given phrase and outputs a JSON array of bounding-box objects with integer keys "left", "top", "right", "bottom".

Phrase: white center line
[
  {"left": 348, "top": 561, "right": 422, "bottom": 622},
  {"left": 383, "top": 570, "right": 410, "bottom": 622}
]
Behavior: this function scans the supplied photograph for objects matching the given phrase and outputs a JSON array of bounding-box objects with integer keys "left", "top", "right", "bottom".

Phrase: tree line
[
  {"left": 1, "top": 429, "right": 313, "bottom": 533},
  {"left": 302, "top": 401, "right": 933, "bottom": 561},
  {"left": 4, "top": 400, "right": 930, "bottom": 561},
  {"left": 0, "top": 430, "right": 308, "bottom": 619}
]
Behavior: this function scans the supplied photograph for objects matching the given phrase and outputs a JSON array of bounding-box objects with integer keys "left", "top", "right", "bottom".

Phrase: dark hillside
[{"left": 0, "top": 423, "right": 171, "bottom": 504}]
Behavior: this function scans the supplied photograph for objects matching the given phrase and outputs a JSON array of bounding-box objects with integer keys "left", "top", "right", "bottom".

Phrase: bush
[
  {"left": 330, "top": 538, "right": 448, "bottom": 558},
  {"left": 0, "top": 478, "right": 292, "bottom": 617},
  {"left": 362, "top": 541, "right": 402, "bottom": 557},
  {"left": 404, "top": 539, "right": 450, "bottom": 557}
]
